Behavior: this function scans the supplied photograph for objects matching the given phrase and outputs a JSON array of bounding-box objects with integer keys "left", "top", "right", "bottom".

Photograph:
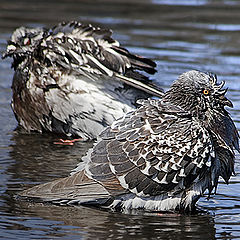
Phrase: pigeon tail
[{"left": 19, "top": 170, "right": 112, "bottom": 206}]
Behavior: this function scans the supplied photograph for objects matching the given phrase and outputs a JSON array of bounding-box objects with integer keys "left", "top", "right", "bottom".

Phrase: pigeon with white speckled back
[
  {"left": 19, "top": 70, "right": 239, "bottom": 212},
  {"left": 2, "top": 21, "right": 163, "bottom": 140}
]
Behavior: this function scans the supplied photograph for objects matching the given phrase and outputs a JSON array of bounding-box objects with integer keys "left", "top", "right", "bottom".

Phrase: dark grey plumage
[
  {"left": 3, "top": 21, "right": 162, "bottom": 140},
  {"left": 20, "top": 70, "right": 239, "bottom": 212}
]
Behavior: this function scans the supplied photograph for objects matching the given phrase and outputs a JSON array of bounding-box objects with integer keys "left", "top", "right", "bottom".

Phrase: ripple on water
[{"left": 0, "top": 0, "right": 240, "bottom": 239}]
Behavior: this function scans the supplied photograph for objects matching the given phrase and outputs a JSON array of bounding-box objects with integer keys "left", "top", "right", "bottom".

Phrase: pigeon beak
[
  {"left": 2, "top": 44, "right": 17, "bottom": 59},
  {"left": 220, "top": 95, "right": 233, "bottom": 108}
]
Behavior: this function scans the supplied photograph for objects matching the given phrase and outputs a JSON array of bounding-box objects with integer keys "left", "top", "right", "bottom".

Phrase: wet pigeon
[
  {"left": 2, "top": 21, "right": 163, "bottom": 140},
  {"left": 20, "top": 70, "right": 239, "bottom": 212}
]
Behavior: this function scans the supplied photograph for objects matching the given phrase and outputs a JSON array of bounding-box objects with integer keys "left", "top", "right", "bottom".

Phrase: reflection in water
[
  {"left": 8, "top": 201, "right": 216, "bottom": 240},
  {"left": 1, "top": 0, "right": 240, "bottom": 239},
  {"left": 8, "top": 132, "right": 93, "bottom": 185},
  {"left": 4, "top": 133, "right": 217, "bottom": 240}
]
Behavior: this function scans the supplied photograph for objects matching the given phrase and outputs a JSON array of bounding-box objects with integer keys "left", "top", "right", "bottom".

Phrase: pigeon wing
[
  {"left": 40, "top": 21, "right": 163, "bottom": 98},
  {"left": 86, "top": 99, "right": 214, "bottom": 197},
  {"left": 42, "top": 21, "right": 156, "bottom": 76}
]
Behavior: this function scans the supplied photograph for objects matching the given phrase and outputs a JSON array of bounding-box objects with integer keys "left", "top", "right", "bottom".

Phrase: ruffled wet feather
[
  {"left": 19, "top": 70, "right": 239, "bottom": 212},
  {"left": 3, "top": 21, "right": 163, "bottom": 140}
]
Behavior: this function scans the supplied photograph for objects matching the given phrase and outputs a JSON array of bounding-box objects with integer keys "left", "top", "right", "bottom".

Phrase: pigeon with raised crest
[{"left": 19, "top": 70, "right": 239, "bottom": 212}]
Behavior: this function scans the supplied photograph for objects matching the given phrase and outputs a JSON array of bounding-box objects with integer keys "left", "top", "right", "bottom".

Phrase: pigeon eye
[
  {"left": 24, "top": 38, "right": 31, "bottom": 46},
  {"left": 203, "top": 89, "right": 209, "bottom": 95}
]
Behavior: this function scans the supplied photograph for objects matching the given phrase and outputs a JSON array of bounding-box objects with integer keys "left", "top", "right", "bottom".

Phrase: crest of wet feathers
[
  {"left": 2, "top": 21, "right": 162, "bottom": 140},
  {"left": 20, "top": 70, "right": 239, "bottom": 212}
]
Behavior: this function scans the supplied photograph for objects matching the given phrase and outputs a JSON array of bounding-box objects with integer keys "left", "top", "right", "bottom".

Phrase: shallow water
[{"left": 0, "top": 0, "right": 240, "bottom": 239}]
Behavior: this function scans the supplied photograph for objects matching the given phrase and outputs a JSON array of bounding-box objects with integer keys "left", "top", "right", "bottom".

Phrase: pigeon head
[
  {"left": 163, "top": 70, "right": 233, "bottom": 116},
  {"left": 2, "top": 26, "right": 45, "bottom": 69}
]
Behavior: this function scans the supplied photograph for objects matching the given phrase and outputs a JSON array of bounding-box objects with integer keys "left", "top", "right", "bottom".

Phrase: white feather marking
[
  {"left": 67, "top": 37, "right": 74, "bottom": 45},
  {"left": 183, "top": 177, "right": 208, "bottom": 209},
  {"left": 154, "top": 159, "right": 162, "bottom": 170},
  {"left": 158, "top": 174, "right": 168, "bottom": 184},
  {"left": 205, "top": 156, "right": 211, "bottom": 167},
  {"left": 85, "top": 42, "right": 92, "bottom": 52},
  {"left": 172, "top": 174, "right": 179, "bottom": 184},
  {"left": 56, "top": 46, "right": 66, "bottom": 56},
  {"left": 144, "top": 119, "right": 154, "bottom": 134},
  {"left": 192, "top": 158, "right": 199, "bottom": 165},
  {"left": 56, "top": 38, "right": 62, "bottom": 44},
  {"left": 110, "top": 193, "right": 182, "bottom": 211},
  {"left": 179, "top": 168, "right": 186, "bottom": 177},
  {"left": 130, "top": 187, "right": 147, "bottom": 197},
  {"left": 69, "top": 49, "right": 83, "bottom": 65},
  {"left": 55, "top": 32, "right": 64, "bottom": 38},
  {"left": 164, "top": 148, "right": 173, "bottom": 154},
  {"left": 109, "top": 162, "right": 116, "bottom": 174},
  {"left": 181, "top": 143, "right": 191, "bottom": 152},
  {"left": 201, "top": 149, "right": 208, "bottom": 158},
  {"left": 86, "top": 54, "right": 113, "bottom": 76},
  {"left": 64, "top": 56, "right": 70, "bottom": 64},
  {"left": 161, "top": 162, "right": 169, "bottom": 172},
  {"left": 141, "top": 161, "right": 152, "bottom": 175},
  {"left": 210, "top": 148, "right": 216, "bottom": 158},
  {"left": 72, "top": 147, "right": 95, "bottom": 175},
  {"left": 46, "top": 36, "right": 52, "bottom": 41},
  {"left": 169, "top": 156, "right": 177, "bottom": 164},
  {"left": 118, "top": 175, "right": 129, "bottom": 189},
  {"left": 171, "top": 164, "right": 180, "bottom": 171}
]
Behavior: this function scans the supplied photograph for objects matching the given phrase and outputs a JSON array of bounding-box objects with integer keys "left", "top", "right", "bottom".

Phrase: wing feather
[
  {"left": 19, "top": 170, "right": 112, "bottom": 205},
  {"left": 41, "top": 21, "right": 156, "bottom": 79},
  {"left": 86, "top": 99, "right": 214, "bottom": 197}
]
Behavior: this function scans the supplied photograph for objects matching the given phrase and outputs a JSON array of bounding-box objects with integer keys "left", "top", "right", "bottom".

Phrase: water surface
[{"left": 0, "top": 0, "right": 240, "bottom": 239}]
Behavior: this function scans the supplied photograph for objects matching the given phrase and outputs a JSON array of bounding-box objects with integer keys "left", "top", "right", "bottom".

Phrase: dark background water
[{"left": 1, "top": 0, "right": 240, "bottom": 239}]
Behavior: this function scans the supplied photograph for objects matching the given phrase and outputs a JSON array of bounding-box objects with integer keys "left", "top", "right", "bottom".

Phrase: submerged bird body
[
  {"left": 3, "top": 21, "right": 162, "bottom": 140},
  {"left": 20, "top": 71, "right": 239, "bottom": 212}
]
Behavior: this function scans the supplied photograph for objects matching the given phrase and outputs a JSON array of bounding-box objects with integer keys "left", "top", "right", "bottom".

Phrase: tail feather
[
  {"left": 19, "top": 171, "right": 111, "bottom": 205},
  {"left": 115, "top": 73, "right": 164, "bottom": 98},
  {"left": 112, "top": 46, "right": 157, "bottom": 74}
]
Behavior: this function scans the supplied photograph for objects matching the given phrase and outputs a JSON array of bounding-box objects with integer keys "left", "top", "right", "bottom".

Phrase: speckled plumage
[
  {"left": 3, "top": 21, "right": 162, "bottom": 140},
  {"left": 20, "top": 70, "right": 239, "bottom": 212}
]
